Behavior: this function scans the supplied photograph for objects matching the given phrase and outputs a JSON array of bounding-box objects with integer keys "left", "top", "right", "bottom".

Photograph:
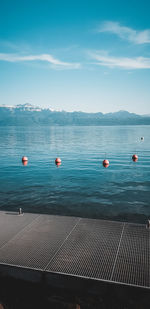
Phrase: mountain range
[{"left": 0, "top": 103, "right": 150, "bottom": 126}]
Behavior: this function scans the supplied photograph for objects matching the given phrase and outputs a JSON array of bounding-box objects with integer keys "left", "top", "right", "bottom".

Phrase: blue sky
[{"left": 0, "top": 0, "right": 150, "bottom": 114}]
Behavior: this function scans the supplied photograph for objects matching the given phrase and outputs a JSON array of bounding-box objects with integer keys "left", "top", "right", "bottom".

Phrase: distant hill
[{"left": 0, "top": 103, "right": 150, "bottom": 126}]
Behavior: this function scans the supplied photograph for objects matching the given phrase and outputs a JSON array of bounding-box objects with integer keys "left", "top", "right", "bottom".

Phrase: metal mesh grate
[
  {"left": 46, "top": 218, "right": 124, "bottom": 280},
  {"left": 111, "top": 224, "right": 150, "bottom": 287},
  {"left": 0, "top": 212, "right": 149, "bottom": 288},
  {"left": 0, "top": 211, "right": 39, "bottom": 247},
  {"left": 0, "top": 214, "right": 78, "bottom": 269}
]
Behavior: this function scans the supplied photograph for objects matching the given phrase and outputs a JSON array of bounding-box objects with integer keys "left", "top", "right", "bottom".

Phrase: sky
[{"left": 0, "top": 0, "right": 150, "bottom": 114}]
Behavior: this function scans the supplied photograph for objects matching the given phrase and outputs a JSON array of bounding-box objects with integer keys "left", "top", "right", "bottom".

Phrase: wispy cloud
[
  {"left": 0, "top": 53, "right": 80, "bottom": 69},
  {"left": 89, "top": 51, "right": 150, "bottom": 69},
  {"left": 98, "top": 21, "right": 150, "bottom": 44}
]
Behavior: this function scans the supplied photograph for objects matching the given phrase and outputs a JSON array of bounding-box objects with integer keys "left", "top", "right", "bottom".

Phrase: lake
[{"left": 0, "top": 125, "right": 149, "bottom": 223}]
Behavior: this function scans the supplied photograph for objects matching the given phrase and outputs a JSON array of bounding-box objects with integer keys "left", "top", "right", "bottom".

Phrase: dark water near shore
[{"left": 0, "top": 125, "right": 150, "bottom": 223}]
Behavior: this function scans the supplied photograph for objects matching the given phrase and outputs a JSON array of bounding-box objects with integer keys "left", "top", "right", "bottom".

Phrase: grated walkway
[{"left": 0, "top": 211, "right": 149, "bottom": 289}]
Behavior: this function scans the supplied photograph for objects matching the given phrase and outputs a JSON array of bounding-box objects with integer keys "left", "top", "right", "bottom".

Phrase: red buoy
[
  {"left": 132, "top": 154, "right": 138, "bottom": 162},
  {"left": 55, "top": 162, "right": 61, "bottom": 167},
  {"left": 22, "top": 156, "right": 28, "bottom": 166},
  {"left": 22, "top": 156, "right": 28, "bottom": 162},
  {"left": 103, "top": 159, "right": 109, "bottom": 168},
  {"left": 55, "top": 158, "right": 61, "bottom": 167},
  {"left": 22, "top": 160, "right": 28, "bottom": 166}
]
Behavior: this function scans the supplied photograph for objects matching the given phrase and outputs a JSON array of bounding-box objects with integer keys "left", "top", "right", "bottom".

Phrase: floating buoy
[
  {"left": 132, "top": 154, "right": 138, "bottom": 162},
  {"left": 22, "top": 156, "right": 28, "bottom": 165},
  {"left": 22, "top": 160, "right": 28, "bottom": 166},
  {"left": 55, "top": 162, "right": 61, "bottom": 167},
  {"left": 103, "top": 159, "right": 109, "bottom": 168},
  {"left": 55, "top": 157, "right": 61, "bottom": 164},
  {"left": 55, "top": 157, "right": 61, "bottom": 167},
  {"left": 22, "top": 156, "right": 28, "bottom": 162},
  {"left": 141, "top": 137, "right": 144, "bottom": 141}
]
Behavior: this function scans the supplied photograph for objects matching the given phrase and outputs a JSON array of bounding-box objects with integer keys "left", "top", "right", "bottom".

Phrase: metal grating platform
[
  {"left": 0, "top": 211, "right": 149, "bottom": 289},
  {"left": 0, "top": 214, "right": 78, "bottom": 269},
  {"left": 46, "top": 219, "right": 124, "bottom": 280},
  {"left": 111, "top": 223, "right": 150, "bottom": 287},
  {"left": 0, "top": 212, "right": 39, "bottom": 247}
]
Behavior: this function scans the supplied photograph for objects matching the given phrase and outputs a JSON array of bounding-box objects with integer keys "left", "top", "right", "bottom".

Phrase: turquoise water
[{"left": 0, "top": 126, "right": 150, "bottom": 223}]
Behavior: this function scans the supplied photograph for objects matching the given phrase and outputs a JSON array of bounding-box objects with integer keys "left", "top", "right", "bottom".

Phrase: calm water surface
[{"left": 0, "top": 126, "right": 150, "bottom": 223}]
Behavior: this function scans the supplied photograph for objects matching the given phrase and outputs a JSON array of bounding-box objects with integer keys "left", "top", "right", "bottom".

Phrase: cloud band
[
  {"left": 98, "top": 21, "right": 150, "bottom": 44},
  {"left": 90, "top": 52, "right": 150, "bottom": 69},
  {"left": 0, "top": 53, "right": 80, "bottom": 69}
]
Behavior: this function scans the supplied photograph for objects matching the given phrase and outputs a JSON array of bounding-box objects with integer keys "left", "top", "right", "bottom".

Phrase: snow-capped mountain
[{"left": 0, "top": 104, "right": 149, "bottom": 126}]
